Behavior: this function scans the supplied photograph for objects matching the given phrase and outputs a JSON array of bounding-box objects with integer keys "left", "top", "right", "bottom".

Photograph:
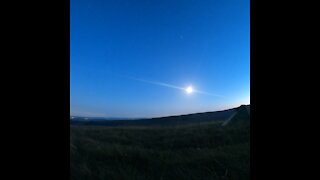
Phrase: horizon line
[{"left": 70, "top": 104, "right": 250, "bottom": 119}]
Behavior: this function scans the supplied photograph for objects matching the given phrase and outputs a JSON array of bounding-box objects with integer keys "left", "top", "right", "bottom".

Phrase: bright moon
[{"left": 186, "top": 86, "right": 193, "bottom": 94}]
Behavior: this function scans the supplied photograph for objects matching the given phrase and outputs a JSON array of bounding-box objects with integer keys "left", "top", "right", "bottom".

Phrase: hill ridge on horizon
[
  {"left": 70, "top": 104, "right": 250, "bottom": 120},
  {"left": 70, "top": 105, "right": 250, "bottom": 126}
]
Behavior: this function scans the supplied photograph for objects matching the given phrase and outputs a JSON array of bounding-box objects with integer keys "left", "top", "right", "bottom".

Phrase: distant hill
[
  {"left": 222, "top": 105, "right": 250, "bottom": 126},
  {"left": 70, "top": 105, "right": 250, "bottom": 126},
  {"left": 70, "top": 116, "right": 140, "bottom": 121}
]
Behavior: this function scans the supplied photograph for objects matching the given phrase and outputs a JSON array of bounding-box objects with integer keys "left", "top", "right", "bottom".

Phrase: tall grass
[{"left": 71, "top": 120, "right": 249, "bottom": 180}]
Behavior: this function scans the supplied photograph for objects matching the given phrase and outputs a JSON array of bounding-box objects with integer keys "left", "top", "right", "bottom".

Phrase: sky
[{"left": 70, "top": 0, "right": 250, "bottom": 118}]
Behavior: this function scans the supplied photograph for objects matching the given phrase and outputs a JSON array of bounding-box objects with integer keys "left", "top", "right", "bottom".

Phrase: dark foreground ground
[{"left": 70, "top": 117, "right": 249, "bottom": 180}]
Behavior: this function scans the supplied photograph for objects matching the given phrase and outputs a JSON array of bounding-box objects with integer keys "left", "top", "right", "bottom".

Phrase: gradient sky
[{"left": 70, "top": 0, "right": 250, "bottom": 118}]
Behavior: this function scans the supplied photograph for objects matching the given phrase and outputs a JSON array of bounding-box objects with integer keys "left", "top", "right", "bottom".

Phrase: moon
[{"left": 186, "top": 86, "right": 193, "bottom": 94}]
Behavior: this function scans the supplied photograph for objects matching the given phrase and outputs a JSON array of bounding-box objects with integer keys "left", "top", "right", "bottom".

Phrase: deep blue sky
[{"left": 71, "top": 0, "right": 250, "bottom": 118}]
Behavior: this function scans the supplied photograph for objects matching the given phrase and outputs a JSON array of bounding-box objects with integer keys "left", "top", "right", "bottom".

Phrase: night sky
[{"left": 70, "top": 0, "right": 250, "bottom": 118}]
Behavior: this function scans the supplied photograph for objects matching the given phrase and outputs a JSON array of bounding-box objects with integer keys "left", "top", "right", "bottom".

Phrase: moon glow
[{"left": 186, "top": 86, "right": 193, "bottom": 94}]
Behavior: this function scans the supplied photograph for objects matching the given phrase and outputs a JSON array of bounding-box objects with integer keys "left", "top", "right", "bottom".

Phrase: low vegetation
[{"left": 71, "top": 116, "right": 249, "bottom": 180}]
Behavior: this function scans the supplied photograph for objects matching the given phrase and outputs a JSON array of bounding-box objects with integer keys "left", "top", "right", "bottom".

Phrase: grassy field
[{"left": 70, "top": 118, "right": 249, "bottom": 180}]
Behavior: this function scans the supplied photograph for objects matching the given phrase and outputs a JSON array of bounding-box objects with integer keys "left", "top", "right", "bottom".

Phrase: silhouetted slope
[
  {"left": 70, "top": 106, "right": 244, "bottom": 126},
  {"left": 222, "top": 105, "right": 250, "bottom": 126}
]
